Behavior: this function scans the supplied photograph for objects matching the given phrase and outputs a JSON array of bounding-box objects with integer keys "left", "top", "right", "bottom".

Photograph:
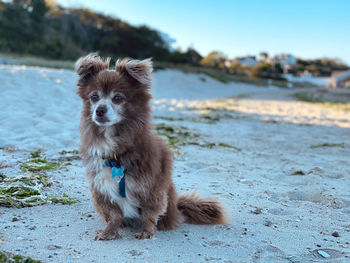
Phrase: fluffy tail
[{"left": 177, "top": 192, "right": 229, "bottom": 225}]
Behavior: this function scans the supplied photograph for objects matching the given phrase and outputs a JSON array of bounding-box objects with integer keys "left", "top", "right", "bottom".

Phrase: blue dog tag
[
  {"left": 104, "top": 160, "right": 127, "bottom": 198},
  {"left": 112, "top": 166, "right": 125, "bottom": 178}
]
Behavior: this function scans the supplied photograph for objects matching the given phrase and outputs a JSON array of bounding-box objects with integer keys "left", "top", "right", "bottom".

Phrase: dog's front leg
[
  {"left": 136, "top": 193, "right": 167, "bottom": 239},
  {"left": 135, "top": 215, "right": 157, "bottom": 240},
  {"left": 94, "top": 209, "right": 123, "bottom": 241}
]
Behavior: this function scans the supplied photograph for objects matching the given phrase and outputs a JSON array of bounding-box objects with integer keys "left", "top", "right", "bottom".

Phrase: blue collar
[{"left": 104, "top": 160, "right": 126, "bottom": 198}]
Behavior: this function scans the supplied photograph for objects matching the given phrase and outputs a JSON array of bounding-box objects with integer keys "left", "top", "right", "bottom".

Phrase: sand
[{"left": 0, "top": 65, "right": 350, "bottom": 262}]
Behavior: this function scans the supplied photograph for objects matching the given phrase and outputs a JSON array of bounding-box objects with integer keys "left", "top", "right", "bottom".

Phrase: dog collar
[{"left": 103, "top": 158, "right": 126, "bottom": 198}]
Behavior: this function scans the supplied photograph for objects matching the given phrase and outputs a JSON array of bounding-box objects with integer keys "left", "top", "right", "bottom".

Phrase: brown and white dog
[{"left": 75, "top": 53, "right": 228, "bottom": 240}]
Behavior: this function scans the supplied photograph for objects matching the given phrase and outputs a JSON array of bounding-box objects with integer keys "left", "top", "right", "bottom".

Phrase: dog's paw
[
  {"left": 135, "top": 231, "right": 154, "bottom": 240},
  {"left": 94, "top": 229, "right": 121, "bottom": 241}
]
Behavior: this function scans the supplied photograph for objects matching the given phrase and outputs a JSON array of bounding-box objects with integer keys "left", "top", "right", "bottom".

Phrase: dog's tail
[{"left": 177, "top": 192, "right": 229, "bottom": 225}]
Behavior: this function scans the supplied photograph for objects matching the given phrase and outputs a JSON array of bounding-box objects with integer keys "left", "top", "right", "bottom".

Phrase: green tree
[
  {"left": 259, "top": 51, "right": 269, "bottom": 61},
  {"left": 250, "top": 63, "right": 273, "bottom": 78},
  {"left": 200, "top": 51, "right": 227, "bottom": 68}
]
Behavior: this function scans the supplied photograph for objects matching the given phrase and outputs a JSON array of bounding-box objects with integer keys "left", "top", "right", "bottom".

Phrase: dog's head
[{"left": 75, "top": 53, "right": 152, "bottom": 127}]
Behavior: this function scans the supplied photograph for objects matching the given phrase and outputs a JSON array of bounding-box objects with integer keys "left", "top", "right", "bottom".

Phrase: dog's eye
[
  {"left": 112, "top": 95, "right": 123, "bottom": 104},
  {"left": 90, "top": 94, "right": 99, "bottom": 102}
]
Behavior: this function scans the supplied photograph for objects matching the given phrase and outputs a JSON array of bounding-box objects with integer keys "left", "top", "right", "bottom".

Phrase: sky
[{"left": 56, "top": 0, "right": 350, "bottom": 64}]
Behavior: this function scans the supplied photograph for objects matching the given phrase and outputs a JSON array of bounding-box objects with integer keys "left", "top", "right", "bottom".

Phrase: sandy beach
[{"left": 0, "top": 65, "right": 350, "bottom": 263}]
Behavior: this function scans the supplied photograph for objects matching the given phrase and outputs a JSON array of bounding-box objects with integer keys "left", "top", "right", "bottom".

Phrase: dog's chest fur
[{"left": 89, "top": 147, "right": 139, "bottom": 218}]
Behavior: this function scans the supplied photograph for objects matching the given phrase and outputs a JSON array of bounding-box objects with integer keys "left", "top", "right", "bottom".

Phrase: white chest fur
[{"left": 92, "top": 161, "right": 139, "bottom": 218}]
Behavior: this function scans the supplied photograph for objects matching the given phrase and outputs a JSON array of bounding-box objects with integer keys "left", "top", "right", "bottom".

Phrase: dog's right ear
[{"left": 75, "top": 53, "right": 110, "bottom": 97}]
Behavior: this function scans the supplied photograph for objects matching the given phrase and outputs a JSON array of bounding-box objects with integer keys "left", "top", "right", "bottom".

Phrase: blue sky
[{"left": 56, "top": 0, "right": 350, "bottom": 64}]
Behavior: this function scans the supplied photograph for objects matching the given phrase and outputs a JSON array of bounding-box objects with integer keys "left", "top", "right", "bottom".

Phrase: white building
[
  {"left": 235, "top": 56, "right": 257, "bottom": 67},
  {"left": 331, "top": 70, "right": 350, "bottom": 88},
  {"left": 272, "top": 54, "right": 297, "bottom": 72}
]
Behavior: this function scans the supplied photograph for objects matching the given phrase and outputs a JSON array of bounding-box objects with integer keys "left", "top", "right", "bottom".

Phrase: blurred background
[{"left": 0, "top": 0, "right": 350, "bottom": 88}]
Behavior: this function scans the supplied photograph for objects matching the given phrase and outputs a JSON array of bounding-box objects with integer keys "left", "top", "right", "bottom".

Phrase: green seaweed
[
  {"left": 57, "top": 149, "right": 80, "bottom": 162},
  {"left": 0, "top": 173, "right": 6, "bottom": 180},
  {"left": 0, "top": 174, "right": 77, "bottom": 208},
  {"left": 58, "top": 150, "right": 79, "bottom": 155},
  {"left": 310, "top": 143, "right": 345, "bottom": 149},
  {"left": 155, "top": 123, "right": 200, "bottom": 148},
  {"left": 0, "top": 250, "right": 41, "bottom": 263},
  {"left": 0, "top": 186, "right": 41, "bottom": 197},
  {"left": 7, "top": 174, "right": 52, "bottom": 187},
  {"left": 234, "top": 93, "right": 251, "bottom": 99},
  {"left": 292, "top": 170, "right": 305, "bottom": 176},
  {"left": 0, "top": 174, "right": 50, "bottom": 207},
  {"left": 154, "top": 116, "right": 185, "bottom": 122},
  {"left": 155, "top": 114, "right": 220, "bottom": 124},
  {"left": 292, "top": 92, "right": 350, "bottom": 111},
  {"left": 217, "top": 142, "right": 242, "bottom": 151},
  {"left": 21, "top": 158, "right": 60, "bottom": 172},
  {"left": 196, "top": 142, "right": 241, "bottom": 151},
  {"left": 292, "top": 92, "right": 322, "bottom": 103},
  {"left": 30, "top": 151, "right": 41, "bottom": 158},
  {"left": 154, "top": 123, "right": 241, "bottom": 156},
  {"left": 49, "top": 193, "right": 78, "bottom": 205},
  {"left": 0, "top": 251, "right": 7, "bottom": 262}
]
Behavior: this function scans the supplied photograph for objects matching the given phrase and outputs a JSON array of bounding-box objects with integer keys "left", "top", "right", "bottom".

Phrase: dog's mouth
[{"left": 94, "top": 116, "right": 111, "bottom": 126}]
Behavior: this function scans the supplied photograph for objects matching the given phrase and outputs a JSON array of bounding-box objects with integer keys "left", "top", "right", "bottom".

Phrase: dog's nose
[{"left": 96, "top": 105, "right": 107, "bottom": 117}]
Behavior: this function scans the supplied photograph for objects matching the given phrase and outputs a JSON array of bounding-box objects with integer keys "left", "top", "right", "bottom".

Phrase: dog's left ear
[{"left": 115, "top": 58, "right": 153, "bottom": 87}]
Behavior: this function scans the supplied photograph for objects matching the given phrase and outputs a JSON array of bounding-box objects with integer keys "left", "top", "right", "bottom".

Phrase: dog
[{"left": 75, "top": 53, "right": 229, "bottom": 240}]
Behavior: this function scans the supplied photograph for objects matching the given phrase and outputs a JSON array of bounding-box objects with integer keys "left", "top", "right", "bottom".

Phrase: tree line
[{"left": 0, "top": 0, "right": 202, "bottom": 64}]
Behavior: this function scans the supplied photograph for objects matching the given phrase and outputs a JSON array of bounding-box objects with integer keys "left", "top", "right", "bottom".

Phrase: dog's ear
[
  {"left": 115, "top": 58, "right": 153, "bottom": 87},
  {"left": 75, "top": 53, "right": 110, "bottom": 96}
]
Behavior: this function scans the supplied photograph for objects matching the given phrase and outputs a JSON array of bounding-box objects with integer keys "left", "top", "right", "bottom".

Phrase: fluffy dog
[{"left": 75, "top": 53, "right": 228, "bottom": 240}]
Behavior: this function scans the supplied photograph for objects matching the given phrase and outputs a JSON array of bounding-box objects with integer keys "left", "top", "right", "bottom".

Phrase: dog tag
[{"left": 112, "top": 166, "right": 125, "bottom": 179}]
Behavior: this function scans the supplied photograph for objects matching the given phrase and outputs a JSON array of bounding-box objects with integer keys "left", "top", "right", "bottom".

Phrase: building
[
  {"left": 235, "top": 56, "right": 257, "bottom": 67},
  {"left": 272, "top": 54, "right": 297, "bottom": 73},
  {"left": 331, "top": 70, "right": 350, "bottom": 88}
]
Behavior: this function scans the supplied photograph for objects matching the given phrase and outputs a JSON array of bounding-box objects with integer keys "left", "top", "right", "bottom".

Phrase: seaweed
[
  {"left": 217, "top": 142, "right": 242, "bottom": 151},
  {"left": 57, "top": 149, "right": 80, "bottom": 161},
  {"left": 310, "top": 143, "right": 345, "bottom": 149},
  {"left": 21, "top": 158, "right": 60, "bottom": 172},
  {"left": 291, "top": 170, "right": 305, "bottom": 176},
  {"left": 154, "top": 113, "right": 220, "bottom": 124},
  {"left": 0, "top": 250, "right": 41, "bottom": 263},
  {"left": 49, "top": 193, "right": 78, "bottom": 205},
  {"left": 154, "top": 123, "right": 241, "bottom": 156},
  {"left": 0, "top": 174, "right": 77, "bottom": 208},
  {"left": 0, "top": 174, "right": 50, "bottom": 208},
  {"left": 58, "top": 150, "right": 79, "bottom": 155},
  {"left": 30, "top": 151, "right": 41, "bottom": 158},
  {"left": 155, "top": 123, "right": 200, "bottom": 148}
]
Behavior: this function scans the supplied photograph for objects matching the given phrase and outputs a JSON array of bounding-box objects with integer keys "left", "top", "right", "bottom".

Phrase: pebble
[
  {"left": 251, "top": 207, "right": 263, "bottom": 214},
  {"left": 26, "top": 225, "right": 36, "bottom": 230},
  {"left": 48, "top": 245, "right": 62, "bottom": 250},
  {"left": 332, "top": 231, "right": 340, "bottom": 237},
  {"left": 263, "top": 220, "right": 272, "bottom": 227}
]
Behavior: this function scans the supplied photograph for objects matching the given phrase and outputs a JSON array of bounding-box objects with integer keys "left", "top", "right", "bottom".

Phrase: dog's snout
[{"left": 96, "top": 105, "right": 107, "bottom": 117}]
